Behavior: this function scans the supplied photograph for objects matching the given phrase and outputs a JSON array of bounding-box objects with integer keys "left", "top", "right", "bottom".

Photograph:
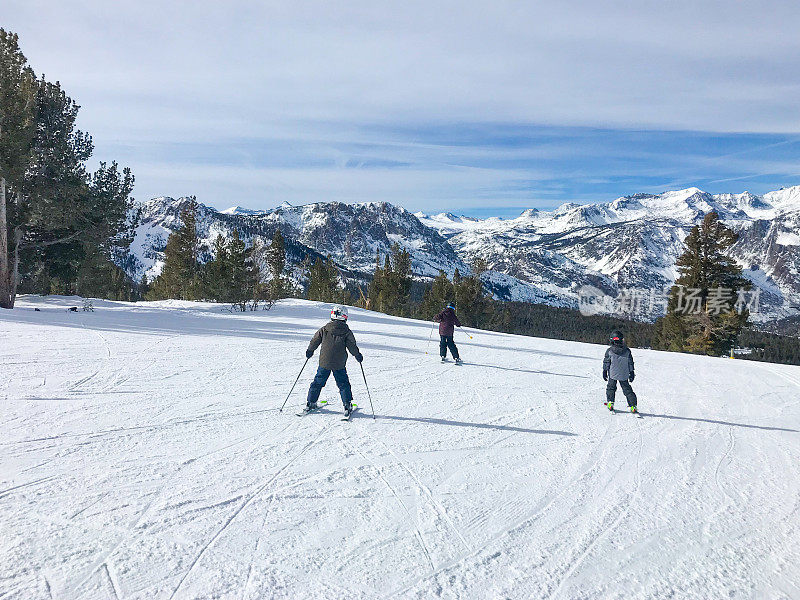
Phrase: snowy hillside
[
  {"left": 2, "top": 298, "right": 799, "bottom": 599},
  {"left": 121, "top": 186, "right": 800, "bottom": 324}
]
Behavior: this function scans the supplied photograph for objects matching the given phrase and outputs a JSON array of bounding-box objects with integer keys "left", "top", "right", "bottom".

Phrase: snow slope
[{"left": 1, "top": 298, "right": 799, "bottom": 599}]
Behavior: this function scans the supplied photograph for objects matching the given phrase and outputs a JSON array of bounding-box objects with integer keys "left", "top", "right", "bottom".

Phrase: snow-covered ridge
[
  {"left": 220, "top": 206, "right": 267, "bottom": 216},
  {"left": 121, "top": 186, "right": 800, "bottom": 323},
  {"left": 415, "top": 185, "right": 800, "bottom": 322},
  {"left": 416, "top": 185, "right": 800, "bottom": 234},
  {"left": 127, "top": 197, "right": 465, "bottom": 286}
]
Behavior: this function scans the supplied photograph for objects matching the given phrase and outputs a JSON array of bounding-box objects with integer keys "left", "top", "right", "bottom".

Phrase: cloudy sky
[{"left": 5, "top": 1, "right": 800, "bottom": 216}]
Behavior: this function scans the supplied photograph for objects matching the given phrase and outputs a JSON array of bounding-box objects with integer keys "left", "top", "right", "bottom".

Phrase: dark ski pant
[
  {"left": 606, "top": 378, "right": 637, "bottom": 407},
  {"left": 307, "top": 367, "right": 353, "bottom": 408},
  {"left": 440, "top": 335, "right": 460, "bottom": 359}
]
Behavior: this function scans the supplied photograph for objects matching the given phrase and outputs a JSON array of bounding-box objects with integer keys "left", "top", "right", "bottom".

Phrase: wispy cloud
[{"left": 4, "top": 1, "right": 800, "bottom": 215}]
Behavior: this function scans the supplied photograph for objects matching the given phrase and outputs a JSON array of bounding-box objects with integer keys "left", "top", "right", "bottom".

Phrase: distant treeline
[
  {"left": 483, "top": 301, "right": 656, "bottom": 348},
  {"left": 481, "top": 301, "right": 800, "bottom": 366},
  {"left": 737, "top": 329, "right": 800, "bottom": 365}
]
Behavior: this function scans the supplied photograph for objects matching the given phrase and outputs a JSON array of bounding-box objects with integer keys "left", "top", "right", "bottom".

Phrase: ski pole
[
  {"left": 460, "top": 328, "right": 473, "bottom": 340},
  {"left": 425, "top": 321, "right": 436, "bottom": 354},
  {"left": 360, "top": 362, "right": 376, "bottom": 420},
  {"left": 279, "top": 357, "right": 310, "bottom": 412}
]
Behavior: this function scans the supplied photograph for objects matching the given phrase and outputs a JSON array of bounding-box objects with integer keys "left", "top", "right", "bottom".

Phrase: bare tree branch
[{"left": 18, "top": 228, "right": 87, "bottom": 250}]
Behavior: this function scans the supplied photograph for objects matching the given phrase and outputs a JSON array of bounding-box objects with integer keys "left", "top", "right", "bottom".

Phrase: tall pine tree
[
  {"left": 203, "top": 234, "right": 229, "bottom": 301},
  {"left": 226, "top": 229, "right": 250, "bottom": 307},
  {"left": 369, "top": 243, "right": 412, "bottom": 316},
  {"left": 420, "top": 270, "right": 455, "bottom": 319},
  {"left": 0, "top": 29, "right": 35, "bottom": 308},
  {"left": 266, "top": 229, "right": 287, "bottom": 299},
  {"left": 0, "top": 29, "right": 135, "bottom": 307},
  {"left": 147, "top": 199, "right": 200, "bottom": 300},
  {"left": 654, "top": 212, "right": 750, "bottom": 355},
  {"left": 307, "top": 255, "right": 340, "bottom": 302}
]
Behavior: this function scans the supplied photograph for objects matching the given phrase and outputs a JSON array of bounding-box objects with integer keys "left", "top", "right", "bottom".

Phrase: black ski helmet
[
  {"left": 610, "top": 330, "right": 624, "bottom": 345},
  {"left": 447, "top": 302, "right": 456, "bottom": 310}
]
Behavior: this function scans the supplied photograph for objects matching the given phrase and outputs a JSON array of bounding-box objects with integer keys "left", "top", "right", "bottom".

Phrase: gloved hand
[
  {"left": 355, "top": 352, "right": 364, "bottom": 363},
  {"left": 629, "top": 372, "right": 635, "bottom": 382},
  {"left": 306, "top": 349, "right": 314, "bottom": 359},
  {"left": 602, "top": 370, "right": 608, "bottom": 381}
]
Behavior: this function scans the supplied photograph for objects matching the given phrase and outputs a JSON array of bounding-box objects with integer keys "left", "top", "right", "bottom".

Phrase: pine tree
[
  {"left": 654, "top": 212, "right": 750, "bottom": 355},
  {"left": 307, "top": 255, "right": 340, "bottom": 302},
  {"left": 367, "top": 249, "right": 384, "bottom": 311},
  {"left": 226, "top": 229, "right": 249, "bottom": 307},
  {"left": 420, "top": 270, "right": 454, "bottom": 319},
  {"left": 387, "top": 243, "right": 412, "bottom": 316},
  {"left": 472, "top": 257, "right": 488, "bottom": 275},
  {"left": 371, "top": 244, "right": 413, "bottom": 316},
  {"left": 203, "top": 234, "right": 229, "bottom": 301},
  {"left": 139, "top": 273, "right": 150, "bottom": 298},
  {"left": 266, "top": 229, "right": 287, "bottom": 299},
  {"left": 245, "top": 243, "right": 267, "bottom": 309},
  {"left": 147, "top": 200, "right": 200, "bottom": 300},
  {"left": 381, "top": 253, "right": 392, "bottom": 311},
  {"left": 0, "top": 29, "right": 36, "bottom": 308},
  {"left": 455, "top": 273, "right": 487, "bottom": 327}
]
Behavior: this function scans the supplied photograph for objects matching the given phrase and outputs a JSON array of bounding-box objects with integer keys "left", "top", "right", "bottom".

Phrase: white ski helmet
[{"left": 330, "top": 305, "right": 348, "bottom": 321}]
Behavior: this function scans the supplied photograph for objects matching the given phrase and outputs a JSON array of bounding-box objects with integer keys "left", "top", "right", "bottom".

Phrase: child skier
[
  {"left": 602, "top": 330, "right": 638, "bottom": 413},
  {"left": 304, "top": 305, "right": 363, "bottom": 417},
  {"left": 434, "top": 302, "right": 463, "bottom": 364}
]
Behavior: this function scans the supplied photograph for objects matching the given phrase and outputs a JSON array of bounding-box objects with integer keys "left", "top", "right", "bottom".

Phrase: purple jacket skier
[{"left": 434, "top": 303, "right": 462, "bottom": 364}]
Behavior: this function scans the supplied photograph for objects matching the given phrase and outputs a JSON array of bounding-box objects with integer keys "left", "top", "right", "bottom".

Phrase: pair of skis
[
  {"left": 296, "top": 400, "right": 359, "bottom": 421},
  {"left": 607, "top": 403, "right": 643, "bottom": 418}
]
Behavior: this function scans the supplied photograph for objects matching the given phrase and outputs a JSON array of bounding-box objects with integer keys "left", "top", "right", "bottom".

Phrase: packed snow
[{"left": 2, "top": 297, "right": 799, "bottom": 599}]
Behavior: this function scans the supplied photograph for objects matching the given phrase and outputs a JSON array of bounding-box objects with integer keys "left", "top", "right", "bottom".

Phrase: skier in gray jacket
[
  {"left": 602, "top": 330, "right": 638, "bottom": 412},
  {"left": 304, "top": 305, "right": 362, "bottom": 417}
]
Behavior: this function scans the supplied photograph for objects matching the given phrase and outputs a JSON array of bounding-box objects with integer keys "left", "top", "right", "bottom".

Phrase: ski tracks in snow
[
  {"left": 387, "top": 406, "right": 618, "bottom": 598},
  {"left": 168, "top": 421, "right": 336, "bottom": 599},
  {"left": 5, "top": 298, "right": 800, "bottom": 598},
  {"left": 340, "top": 434, "right": 437, "bottom": 573},
  {"left": 549, "top": 419, "right": 645, "bottom": 599},
  {"left": 65, "top": 410, "right": 303, "bottom": 597},
  {"left": 361, "top": 425, "right": 472, "bottom": 552}
]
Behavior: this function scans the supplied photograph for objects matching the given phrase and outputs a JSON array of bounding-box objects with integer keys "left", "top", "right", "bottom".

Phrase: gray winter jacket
[
  {"left": 307, "top": 320, "right": 360, "bottom": 371},
  {"left": 603, "top": 345, "right": 635, "bottom": 381}
]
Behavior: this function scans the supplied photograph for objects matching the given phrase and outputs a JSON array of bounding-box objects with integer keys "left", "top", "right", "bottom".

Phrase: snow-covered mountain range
[
  {"left": 419, "top": 186, "right": 800, "bottom": 323},
  {"left": 121, "top": 186, "right": 800, "bottom": 323},
  {"left": 124, "top": 197, "right": 465, "bottom": 290}
]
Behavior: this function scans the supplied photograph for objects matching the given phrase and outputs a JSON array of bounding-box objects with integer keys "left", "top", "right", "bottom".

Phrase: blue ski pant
[
  {"left": 440, "top": 335, "right": 460, "bottom": 359},
  {"left": 606, "top": 378, "right": 637, "bottom": 407},
  {"left": 307, "top": 366, "right": 353, "bottom": 407}
]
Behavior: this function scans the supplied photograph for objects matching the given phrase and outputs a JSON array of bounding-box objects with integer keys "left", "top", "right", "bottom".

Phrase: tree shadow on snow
[
  {"left": 360, "top": 413, "right": 577, "bottom": 437},
  {"left": 463, "top": 362, "right": 590, "bottom": 379},
  {"left": 640, "top": 413, "right": 798, "bottom": 433},
  {"left": 0, "top": 310, "right": 318, "bottom": 342},
  {"left": 3, "top": 310, "right": 596, "bottom": 362}
]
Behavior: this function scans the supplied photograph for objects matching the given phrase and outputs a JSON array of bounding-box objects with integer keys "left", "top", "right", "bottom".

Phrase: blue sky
[{"left": 5, "top": 1, "right": 800, "bottom": 217}]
